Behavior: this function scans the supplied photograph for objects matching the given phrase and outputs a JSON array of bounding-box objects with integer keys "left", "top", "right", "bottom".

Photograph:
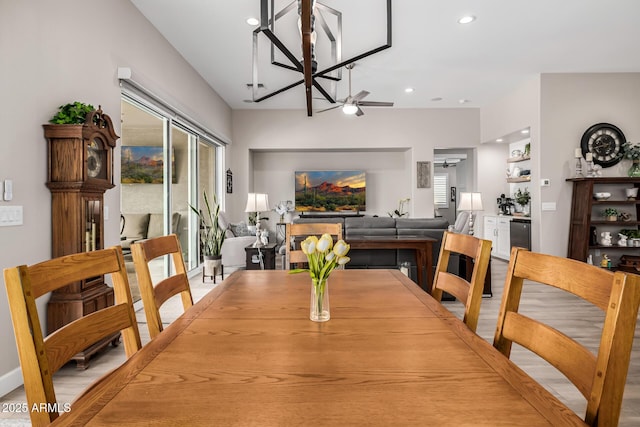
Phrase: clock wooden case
[{"left": 44, "top": 107, "right": 119, "bottom": 368}]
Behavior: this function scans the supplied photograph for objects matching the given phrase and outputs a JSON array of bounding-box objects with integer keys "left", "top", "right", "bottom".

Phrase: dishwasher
[{"left": 510, "top": 218, "right": 531, "bottom": 250}]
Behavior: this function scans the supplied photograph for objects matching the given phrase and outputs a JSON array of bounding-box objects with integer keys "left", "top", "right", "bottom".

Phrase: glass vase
[
  {"left": 628, "top": 160, "right": 640, "bottom": 178},
  {"left": 310, "top": 277, "right": 330, "bottom": 322}
]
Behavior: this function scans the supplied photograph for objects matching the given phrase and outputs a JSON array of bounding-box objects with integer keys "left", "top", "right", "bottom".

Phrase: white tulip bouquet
[{"left": 291, "top": 233, "right": 350, "bottom": 321}]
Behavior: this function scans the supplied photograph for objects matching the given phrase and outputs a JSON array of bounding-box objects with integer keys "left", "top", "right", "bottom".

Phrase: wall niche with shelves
[{"left": 566, "top": 177, "right": 640, "bottom": 267}]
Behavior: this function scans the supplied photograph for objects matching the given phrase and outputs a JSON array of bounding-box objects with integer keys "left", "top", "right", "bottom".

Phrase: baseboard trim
[{"left": 0, "top": 367, "right": 24, "bottom": 398}]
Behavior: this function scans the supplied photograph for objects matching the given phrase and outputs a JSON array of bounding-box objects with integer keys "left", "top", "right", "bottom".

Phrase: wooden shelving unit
[{"left": 566, "top": 177, "right": 640, "bottom": 262}]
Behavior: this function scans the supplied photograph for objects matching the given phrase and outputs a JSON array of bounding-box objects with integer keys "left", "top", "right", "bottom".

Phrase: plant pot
[
  {"left": 204, "top": 255, "right": 222, "bottom": 277},
  {"left": 628, "top": 160, "right": 640, "bottom": 178},
  {"left": 607, "top": 215, "right": 618, "bottom": 221}
]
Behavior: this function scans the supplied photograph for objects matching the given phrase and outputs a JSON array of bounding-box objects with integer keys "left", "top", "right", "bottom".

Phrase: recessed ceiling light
[
  {"left": 458, "top": 99, "right": 471, "bottom": 104},
  {"left": 430, "top": 97, "right": 443, "bottom": 102},
  {"left": 457, "top": 15, "right": 476, "bottom": 24},
  {"left": 405, "top": 87, "right": 414, "bottom": 93},
  {"left": 521, "top": 129, "right": 530, "bottom": 134},
  {"left": 496, "top": 138, "right": 503, "bottom": 142},
  {"left": 246, "top": 17, "right": 259, "bottom": 26}
]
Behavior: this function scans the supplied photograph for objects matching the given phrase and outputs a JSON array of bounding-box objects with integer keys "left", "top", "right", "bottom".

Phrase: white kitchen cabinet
[{"left": 484, "top": 215, "right": 511, "bottom": 260}]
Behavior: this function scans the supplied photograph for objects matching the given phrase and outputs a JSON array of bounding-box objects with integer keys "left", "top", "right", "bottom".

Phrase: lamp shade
[
  {"left": 245, "top": 193, "right": 270, "bottom": 212},
  {"left": 458, "top": 192, "right": 483, "bottom": 211}
]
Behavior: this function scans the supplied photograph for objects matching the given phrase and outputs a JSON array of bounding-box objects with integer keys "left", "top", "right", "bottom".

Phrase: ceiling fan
[{"left": 317, "top": 64, "right": 394, "bottom": 117}]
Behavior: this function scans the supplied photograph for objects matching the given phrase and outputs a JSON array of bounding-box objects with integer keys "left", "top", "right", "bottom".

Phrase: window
[{"left": 434, "top": 173, "right": 449, "bottom": 208}]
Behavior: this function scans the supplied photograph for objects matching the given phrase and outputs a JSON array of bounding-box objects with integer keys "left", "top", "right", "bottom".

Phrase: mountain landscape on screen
[{"left": 295, "top": 170, "right": 366, "bottom": 212}]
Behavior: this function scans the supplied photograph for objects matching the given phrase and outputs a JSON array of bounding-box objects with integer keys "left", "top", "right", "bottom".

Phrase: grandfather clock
[{"left": 44, "top": 107, "right": 120, "bottom": 369}]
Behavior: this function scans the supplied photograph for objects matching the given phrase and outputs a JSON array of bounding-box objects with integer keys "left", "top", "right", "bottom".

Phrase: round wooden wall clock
[{"left": 580, "top": 123, "right": 626, "bottom": 168}]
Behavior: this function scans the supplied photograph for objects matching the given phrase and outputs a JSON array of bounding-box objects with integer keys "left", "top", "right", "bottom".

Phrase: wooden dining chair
[
  {"left": 3, "top": 246, "right": 141, "bottom": 426},
  {"left": 494, "top": 247, "right": 640, "bottom": 427},
  {"left": 285, "top": 222, "right": 343, "bottom": 269},
  {"left": 131, "top": 234, "right": 193, "bottom": 339},
  {"left": 431, "top": 231, "right": 492, "bottom": 332}
]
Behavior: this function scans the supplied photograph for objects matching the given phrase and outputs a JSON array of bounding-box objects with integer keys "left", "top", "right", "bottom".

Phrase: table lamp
[
  {"left": 245, "top": 193, "right": 270, "bottom": 247},
  {"left": 458, "top": 192, "right": 483, "bottom": 236}
]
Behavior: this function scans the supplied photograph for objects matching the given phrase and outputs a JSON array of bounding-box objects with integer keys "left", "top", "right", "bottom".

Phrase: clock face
[
  {"left": 581, "top": 123, "right": 626, "bottom": 168},
  {"left": 87, "top": 139, "right": 107, "bottom": 179}
]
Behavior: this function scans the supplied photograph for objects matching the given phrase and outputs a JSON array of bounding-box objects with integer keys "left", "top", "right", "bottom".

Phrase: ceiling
[{"left": 130, "top": 0, "right": 640, "bottom": 114}]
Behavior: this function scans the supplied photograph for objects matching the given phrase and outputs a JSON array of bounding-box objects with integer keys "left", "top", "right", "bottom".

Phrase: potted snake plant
[{"left": 190, "top": 191, "right": 225, "bottom": 276}]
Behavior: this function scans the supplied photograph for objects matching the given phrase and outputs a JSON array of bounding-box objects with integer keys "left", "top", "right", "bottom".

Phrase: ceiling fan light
[{"left": 342, "top": 104, "right": 358, "bottom": 115}]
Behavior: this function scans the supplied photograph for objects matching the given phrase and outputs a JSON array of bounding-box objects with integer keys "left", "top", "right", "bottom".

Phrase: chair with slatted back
[
  {"left": 285, "top": 222, "right": 343, "bottom": 269},
  {"left": 431, "top": 231, "right": 492, "bottom": 332},
  {"left": 131, "top": 234, "right": 193, "bottom": 339},
  {"left": 493, "top": 246, "right": 640, "bottom": 427},
  {"left": 3, "top": 246, "right": 141, "bottom": 426}
]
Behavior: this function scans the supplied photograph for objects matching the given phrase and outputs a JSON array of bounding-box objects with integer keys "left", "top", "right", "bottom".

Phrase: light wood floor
[{"left": 1, "top": 259, "right": 639, "bottom": 426}]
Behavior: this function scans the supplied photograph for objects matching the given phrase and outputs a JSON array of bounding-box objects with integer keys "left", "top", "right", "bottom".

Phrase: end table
[{"left": 245, "top": 243, "right": 277, "bottom": 270}]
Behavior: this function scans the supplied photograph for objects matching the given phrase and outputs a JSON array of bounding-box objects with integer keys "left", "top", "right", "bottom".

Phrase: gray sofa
[{"left": 293, "top": 216, "right": 450, "bottom": 284}]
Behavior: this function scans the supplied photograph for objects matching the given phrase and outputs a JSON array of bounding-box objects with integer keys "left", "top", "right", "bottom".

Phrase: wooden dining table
[{"left": 52, "top": 270, "right": 585, "bottom": 426}]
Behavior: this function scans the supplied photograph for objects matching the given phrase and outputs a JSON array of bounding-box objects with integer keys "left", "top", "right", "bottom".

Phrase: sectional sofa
[{"left": 293, "top": 216, "right": 450, "bottom": 284}]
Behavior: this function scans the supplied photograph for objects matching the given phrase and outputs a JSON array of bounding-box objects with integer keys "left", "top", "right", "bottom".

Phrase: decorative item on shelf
[
  {"left": 524, "top": 142, "right": 531, "bottom": 157},
  {"left": 619, "top": 212, "right": 632, "bottom": 222},
  {"left": 289, "top": 234, "right": 351, "bottom": 322},
  {"left": 585, "top": 152, "right": 597, "bottom": 177},
  {"left": 619, "top": 229, "right": 640, "bottom": 247},
  {"left": 388, "top": 197, "right": 410, "bottom": 218},
  {"left": 619, "top": 254, "right": 640, "bottom": 271},
  {"left": 511, "top": 149, "right": 523, "bottom": 158},
  {"left": 245, "top": 193, "right": 270, "bottom": 247},
  {"left": 600, "top": 231, "right": 612, "bottom": 246},
  {"left": 593, "top": 192, "right": 611, "bottom": 201},
  {"left": 622, "top": 141, "right": 640, "bottom": 177},
  {"left": 574, "top": 148, "right": 584, "bottom": 178},
  {"left": 189, "top": 191, "right": 225, "bottom": 277},
  {"left": 625, "top": 187, "right": 639, "bottom": 200},
  {"left": 600, "top": 254, "right": 611, "bottom": 269},
  {"left": 514, "top": 188, "right": 531, "bottom": 216},
  {"left": 618, "top": 233, "right": 628, "bottom": 246},
  {"left": 511, "top": 166, "right": 521, "bottom": 177},
  {"left": 603, "top": 207, "right": 618, "bottom": 221},
  {"left": 458, "top": 192, "right": 483, "bottom": 235}
]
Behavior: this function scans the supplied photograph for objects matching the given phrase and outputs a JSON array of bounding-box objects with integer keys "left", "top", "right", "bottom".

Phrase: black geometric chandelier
[{"left": 252, "top": 0, "right": 392, "bottom": 116}]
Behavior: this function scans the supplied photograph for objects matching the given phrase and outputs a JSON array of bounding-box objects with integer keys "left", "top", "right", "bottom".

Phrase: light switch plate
[
  {"left": 541, "top": 202, "right": 556, "bottom": 211},
  {"left": 0, "top": 205, "right": 23, "bottom": 226}
]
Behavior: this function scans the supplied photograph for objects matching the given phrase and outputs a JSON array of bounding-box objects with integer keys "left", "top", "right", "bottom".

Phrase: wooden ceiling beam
[{"left": 301, "top": 0, "right": 313, "bottom": 116}]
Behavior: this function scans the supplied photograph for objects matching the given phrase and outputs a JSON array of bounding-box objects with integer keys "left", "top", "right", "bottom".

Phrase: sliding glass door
[{"left": 120, "top": 97, "right": 222, "bottom": 301}]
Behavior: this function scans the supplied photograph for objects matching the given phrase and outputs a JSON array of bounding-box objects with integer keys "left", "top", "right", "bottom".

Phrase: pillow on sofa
[
  {"left": 229, "top": 222, "right": 253, "bottom": 237},
  {"left": 121, "top": 213, "right": 150, "bottom": 241}
]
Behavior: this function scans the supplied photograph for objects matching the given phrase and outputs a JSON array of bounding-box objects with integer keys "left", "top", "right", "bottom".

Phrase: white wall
[
  {"left": 479, "top": 76, "right": 541, "bottom": 251},
  {"left": 0, "top": 0, "right": 231, "bottom": 395},
  {"left": 228, "top": 108, "right": 481, "bottom": 231},
  {"left": 479, "top": 72, "right": 640, "bottom": 258},
  {"left": 539, "top": 73, "right": 640, "bottom": 257}
]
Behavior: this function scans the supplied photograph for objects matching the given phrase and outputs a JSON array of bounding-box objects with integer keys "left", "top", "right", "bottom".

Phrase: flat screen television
[{"left": 295, "top": 170, "right": 366, "bottom": 212}]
